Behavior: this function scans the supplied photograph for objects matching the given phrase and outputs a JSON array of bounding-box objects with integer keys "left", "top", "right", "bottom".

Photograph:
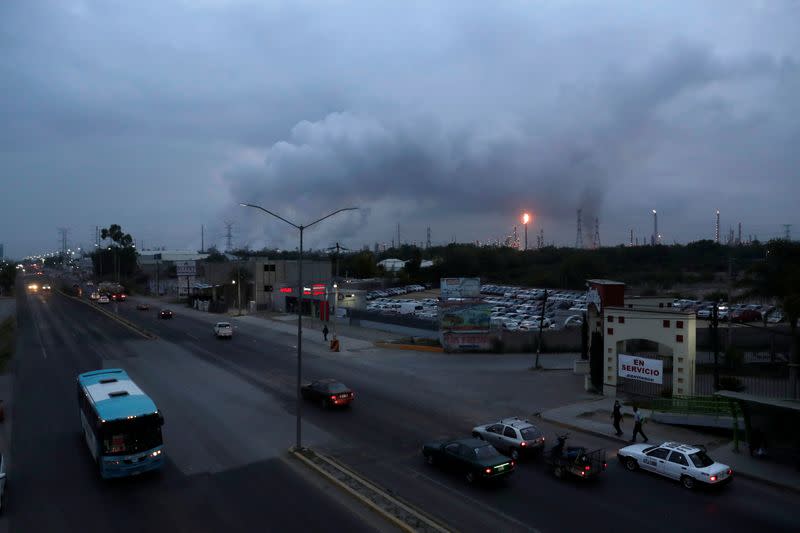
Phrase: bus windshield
[{"left": 101, "top": 415, "right": 163, "bottom": 456}]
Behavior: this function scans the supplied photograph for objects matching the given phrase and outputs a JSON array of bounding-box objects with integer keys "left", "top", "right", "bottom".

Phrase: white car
[
  {"left": 472, "top": 417, "right": 545, "bottom": 460},
  {"left": 90, "top": 291, "right": 100, "bottom": 301},
  {"left": 213, "top": 322, "right": 233, "bottom": 339},
  {"left": 98, "top": 295, "right": 110, "bottom": 304},
  {"left": 617, "top": 442, "right": 733, "bottom": 490}
]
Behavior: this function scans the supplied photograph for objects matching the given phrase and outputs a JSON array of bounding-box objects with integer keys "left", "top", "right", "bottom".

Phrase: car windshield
[
  {"left": 217, "top": 323, "right": 230, "bottom": 328},
  {"left": 474, "top": 446, "right": 500, "bottom": 459},
  {"left": 688, "top": 451, "right": 715, "bottom": 468},
  {"left": 520, "top": 427, "right": 540, "bottom": 440}
]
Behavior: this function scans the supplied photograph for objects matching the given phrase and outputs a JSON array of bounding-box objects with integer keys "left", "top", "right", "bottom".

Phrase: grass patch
[{"left": 0, "top": 316, "right": 15, "bottom": 373}]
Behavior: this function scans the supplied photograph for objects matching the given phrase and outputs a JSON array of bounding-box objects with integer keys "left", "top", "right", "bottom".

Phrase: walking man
[
  {"left": 322, "top": 324, "right": 329, "bottom": 341},
  {"left": 631, "top": 406, "right": 648, "bottom": 443},
  {"left": 612, "top": 400, "right": 623, "bottom": 436}
]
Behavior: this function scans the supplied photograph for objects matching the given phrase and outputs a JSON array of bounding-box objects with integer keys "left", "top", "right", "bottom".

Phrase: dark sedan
[
  {"left": 137, "top": 303, "right": 150, "bottom": 311},
  {"left": 300, "top": 379, "right": 354, "bottom": 409},
  {"left": 159, "top": 309, "right": 174, "bottom": 319},
  {"left": 422, "top": 438, "right": 515, "bottom": 484}
]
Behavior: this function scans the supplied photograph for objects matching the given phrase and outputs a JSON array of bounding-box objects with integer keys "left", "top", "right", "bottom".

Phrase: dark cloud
[{"left": 1, "top": 0, "right": 799, "bottom": 256}]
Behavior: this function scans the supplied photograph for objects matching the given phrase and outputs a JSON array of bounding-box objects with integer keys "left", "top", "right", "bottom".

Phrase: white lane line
[
  {"left": 31, "top": 307, "right": 48, "bottom": 359},
  {"left": 186, "top": 333, "right": 199, "bottom": 341},
  {"left": 410, "top": 468, "right": 540, "bottom": 532}
]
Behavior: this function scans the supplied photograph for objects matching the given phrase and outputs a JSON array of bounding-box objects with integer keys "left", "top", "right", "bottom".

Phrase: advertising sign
[
  {"left": 618, "top": 354, "right": 663, "bottom": 384},
  {"left": 441, "top": 332, "right": 493, "bottom": 351},
  {"left": 440, "top": 278, "right": 481, "bottom": 299},
  {"left": 439, "top": 303, "right": 492, "bottom": 331},
  {"left": 175, "top": 260, "right": 197, "bottom": 276}
]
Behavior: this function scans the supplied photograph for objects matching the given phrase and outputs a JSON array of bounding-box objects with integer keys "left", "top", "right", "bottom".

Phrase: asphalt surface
[
  {"left": 5, "top": 277, "right": 379, "bottom": 533},
  {"left": 8, "top": 275, "right": 797, "bottom": 533}
]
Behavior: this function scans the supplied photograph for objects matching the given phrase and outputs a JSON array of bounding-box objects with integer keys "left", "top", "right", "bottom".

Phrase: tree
[
  {"left": 0, "top": 263, "right": 17, "bottom": 296},
  {"left": 93, "top": 224, "right": 138, "bottom": 280},
  {"left": 205, "top": 246, "right": 228, "bottom": 263},
  {"left": 739, "top": 239, "right": 800, "bottom": 398}
]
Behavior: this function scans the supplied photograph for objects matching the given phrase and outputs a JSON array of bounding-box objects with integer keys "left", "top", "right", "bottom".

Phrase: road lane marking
[
  {"left": 186, "top": 333, "right": 199, "bottom": 341},
  {"left": 31, "top": 307, "right": 48, "bottom": 359},
  {"left": 410, "top": 468, "right": 540, "bottom": 532}
]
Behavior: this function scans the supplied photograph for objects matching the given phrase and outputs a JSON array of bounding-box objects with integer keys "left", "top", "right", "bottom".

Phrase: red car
[
  {"left": 732, "top": 309, "right": 761, "bottom": 323},
  {"left": 110, "top": 293, "right": 127, "bottom": 302}
]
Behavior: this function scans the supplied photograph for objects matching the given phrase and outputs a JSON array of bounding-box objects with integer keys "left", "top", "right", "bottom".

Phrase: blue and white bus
[{"left": 77, "top": 369, "right": 165, "bottom": 478}]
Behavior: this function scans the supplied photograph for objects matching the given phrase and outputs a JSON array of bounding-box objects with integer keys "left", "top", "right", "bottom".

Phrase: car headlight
[{"left": 150, "top": 450, "right": 162, "bottom": 457}]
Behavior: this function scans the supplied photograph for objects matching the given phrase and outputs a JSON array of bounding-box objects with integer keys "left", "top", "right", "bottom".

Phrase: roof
[
  {"left": 499, "top": 417, "right": 536, "bottom": 429},
  {"left": 659, "top": 442, "right": 703, "bottom": 454},
  {"left": 715, "top": 391, "right": 800, "bottom": 412},
  {"left": 457, "top": 438, "right": 491, "bottom": 448},
  {"left": 78, "top": 369, "right": 158, "bottom": 422},
  {"left": 586, "top": 279, "right": 625, "bottom": 286}
]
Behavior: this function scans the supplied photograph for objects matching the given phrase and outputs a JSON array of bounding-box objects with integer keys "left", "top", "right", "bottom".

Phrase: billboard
[
  {"left": 618, "top": 354, "right": 663, "bottom": 384},
  {"left": 440, "top": 277, "right": 481, "bottom": 299},
  {"left": 175, "top": 260, "right": 196, "bottom": 276},
  {"left": 439, "top": 303, "right": 492, "bottom": 331}
]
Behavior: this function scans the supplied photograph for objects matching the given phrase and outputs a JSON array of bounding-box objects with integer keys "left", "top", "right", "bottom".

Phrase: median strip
[
  {"left": 290, "top": 447, "right": 452, "bottom": 533},
  {"left": 56, "top": 289, "right": 156, "bottom": 340}
]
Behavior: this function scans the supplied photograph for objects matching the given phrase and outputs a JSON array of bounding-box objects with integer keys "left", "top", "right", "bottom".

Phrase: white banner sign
[
  {"left": 618, "top": 354, "right": 663, "bottom": 384},
  {"left": 175, "top": 260, "right": 196, "bottom": 276},
  {"left": 440, "top": 277, "right": 480, "bottom": 299}
]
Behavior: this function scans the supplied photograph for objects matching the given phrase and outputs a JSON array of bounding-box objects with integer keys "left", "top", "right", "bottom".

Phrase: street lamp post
[
  {"left": 522, "top": 213, "right": 530, "bottom": 251},
  {"left": 240, "top": 203, "right": 357, "bottom": 451}
]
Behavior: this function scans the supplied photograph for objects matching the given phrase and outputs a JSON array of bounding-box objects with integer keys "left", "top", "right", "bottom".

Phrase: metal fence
[{"left": 694, "top": 350, "right": 792, "bottom": 399}]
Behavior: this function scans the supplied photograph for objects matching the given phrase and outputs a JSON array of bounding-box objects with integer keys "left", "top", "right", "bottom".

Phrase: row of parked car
[
  {"left": 366, "top": 297, "right": 439, "bottom": 320},
  {"left": 680, "top": 300, "right": 785, "bottom": 323},
  {"left": 366, "top": 284, "right": 428, "bottom": 301}
]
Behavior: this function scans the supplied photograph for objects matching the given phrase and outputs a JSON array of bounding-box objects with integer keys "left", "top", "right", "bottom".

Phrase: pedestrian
[
  {"left": 631, "top": 406, "right": 648, "bottom": 443},
  {"left": 322, "top": 324, "right": 329, "bottom": 341},
  {"left": 612, "top": 400, "right": 623, "bottom": 436}
]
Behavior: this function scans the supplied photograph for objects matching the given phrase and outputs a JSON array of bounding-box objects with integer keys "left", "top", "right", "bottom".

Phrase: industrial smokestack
[{"left": 652, "top": 209, "right": 658, "bottom": 245}]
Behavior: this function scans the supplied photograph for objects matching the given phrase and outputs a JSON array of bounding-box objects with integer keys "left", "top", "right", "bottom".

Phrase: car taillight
[
  {"left": 330, "top": 395, "right": 337, "bottom": 400},
  {"left": 485, "top": 468, "right": 492, "bottom": 474},
  {"left": 727, "top": 468, "right": 732, "bottom": 475},
  {"left": 510, "top": 460, "right": 515, "bottom": 467},
  {"left": 710, "top": 475, "right": 717, "bottom": 482},
  {"left": 520, "top": 441, "right": 527, "bottom": 447},
  {"left": 584, "top": 465, "right": 591, "bottom": 471}
]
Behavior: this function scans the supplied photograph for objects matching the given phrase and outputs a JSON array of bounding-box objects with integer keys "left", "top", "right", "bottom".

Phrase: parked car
[
  {"left": 617, "top": 442, "right": 732, "bottom": 490},
  {"left": 213, "top": 322, "right": 233, "bottom": 339},
  {"left": 767, "top": 311, "right": 785, "bottom": 323},
  {"left": 472, "top": 417, "right": 545, "bottom": 460},
  {"left": 300, "top": 379, "right": 354, "bottom": 409},
  {"left": 731, "top": 309, "right": 762, "bottom": 323},
  {"left": 422, "top": 438, "right": 515, "bottom": 484},
  {"left": 159, "top": 309, "right": 174, "bottom": 319}
]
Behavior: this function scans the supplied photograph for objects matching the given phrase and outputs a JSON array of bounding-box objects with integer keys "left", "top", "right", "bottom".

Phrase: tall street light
[
  {"left": 522, "top": 213, "right": 531, "bottom": 251},
  {"left": 240, "top": 203, "right": 357, "bottom": 451}
]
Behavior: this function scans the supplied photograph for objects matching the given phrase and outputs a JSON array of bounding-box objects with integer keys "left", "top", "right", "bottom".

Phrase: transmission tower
[
  {"left": 715, "top": 210, "right": 720, "bottom": 243},
  {"left": 575, "top": 209, "right": 584, "bottom": 249},
  {"left": 592, "top": 217, "right": 601, "bottom": 249},
  {"left": 224, "top": 221, "right": 234, "bottom": 252},
  {"left": 783, "top": 224, "right": 792, "bottom": 241},
  {"left": 426, "top": 227, "right": 431, "bottom": 249},
  {"left": 57, "top": 227, "right": 69, "bottom": 259}
]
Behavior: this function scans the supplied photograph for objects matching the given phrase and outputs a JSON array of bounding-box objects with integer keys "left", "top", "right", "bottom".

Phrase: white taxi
[{"left": 617, "top": 442, "right": 732, "bottom": 490}]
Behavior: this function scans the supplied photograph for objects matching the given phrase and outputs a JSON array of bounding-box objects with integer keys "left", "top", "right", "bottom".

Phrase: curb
[
  {"left": 56, "top": 289, "right": 156, "bottom": 340},
  {"left": 289, "top": 447, "right": 451, "bottom": 533},
  {"left": 374, "top": 342, "right": 443, "bottom": 353},
  {"left": 540, "top": 415, "right": 800, "bottom": 493}
]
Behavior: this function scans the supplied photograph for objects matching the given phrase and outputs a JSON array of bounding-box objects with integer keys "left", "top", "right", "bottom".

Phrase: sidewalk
[{"left": 541, "top": 397, "right": 800, "bottom": 492}]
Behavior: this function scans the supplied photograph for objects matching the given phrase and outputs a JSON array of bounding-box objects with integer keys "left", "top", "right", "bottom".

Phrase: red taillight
[
  {"left": 584, "top": 465, "right": 591, "bottom": 471},
  {"left": 520, "top": 441, "right": 527, "bottom": 447},
  {"left": 727, "top": 469, "right": 732, "bottom": 475},
  {"left": 485, "top": 468, "right": 492, "bottom": 474},
  {"left": 603, "top": 463, "right": 607, "bottom": 468},
  {"left": 330, "top": 395, "right": 337, "bottom": 400},
  {"left": 710, "top": 475, "right": 718, "bottom": 482}
]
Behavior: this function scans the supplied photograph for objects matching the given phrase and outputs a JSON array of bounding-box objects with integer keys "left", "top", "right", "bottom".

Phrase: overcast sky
[{"left": 2, "top": 0, "right": 799, "bottom": 258}]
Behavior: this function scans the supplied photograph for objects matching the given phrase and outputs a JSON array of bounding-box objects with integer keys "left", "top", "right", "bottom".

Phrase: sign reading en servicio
[{"left": 618, "top": 354, "right": 663, "bottom": 384}]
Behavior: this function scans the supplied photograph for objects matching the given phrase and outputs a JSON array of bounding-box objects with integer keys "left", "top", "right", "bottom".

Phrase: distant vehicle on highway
[
  {"left": 86, "top": 281, "right": 94, "bottom": 287},
  {"left": 98, "top": 295, "right": 110, "bottom": 304},
  {"left": 90, "top": 292, "right": 100, "bottom": 301},
  {"left": 136, "top": 303, "right": 150, "bottom": 311},
  {"left": 472, "top": 417, "right": 545, "bottom": 460},
  {"left": 77, "top": 368, "right": 165, "bottom": 478},
  {"left": 422, "top": 438, "right": 515, "bottom": 484},
  {"left": 617, "top": 441, "right": 732, "bottom": 490},
  {"left": 213, "top": 322, "right": 233, "bottom": 339},
  {"left": 159, "top": 309, "right": 173, "bottom": 319},
  {"left": 27, "top": 283, "right": 38, "bottom": 292},
  {"left": 300, "top": 379, "right": 354, "bottom": 409},
  {"left": 41, "top": 284, "right": 51, "bottom": 291},
  {"left": 110, "top": 293, "right": 126, "bottom": 302}
]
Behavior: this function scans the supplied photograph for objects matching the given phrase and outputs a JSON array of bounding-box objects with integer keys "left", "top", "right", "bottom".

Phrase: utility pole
[
  {"left": 534, "top": 289, "right": 548, "bottom": 369},
  {"left": 201, "top": 224, "right": 205, "bottom": 253},
  {"left": 727, "top": 256, "right": 734, "bottom": 349},
  {"left": 713, "top": 302, "right": 720, "bottom": 390}
]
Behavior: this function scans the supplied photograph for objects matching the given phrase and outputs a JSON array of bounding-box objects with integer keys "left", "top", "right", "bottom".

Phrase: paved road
[
  {"left": 5, "top": 278, "right": 380, "bottom": 533},
  {"left": 101, "top": 294, "right": 799, "bottom": 533}
]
